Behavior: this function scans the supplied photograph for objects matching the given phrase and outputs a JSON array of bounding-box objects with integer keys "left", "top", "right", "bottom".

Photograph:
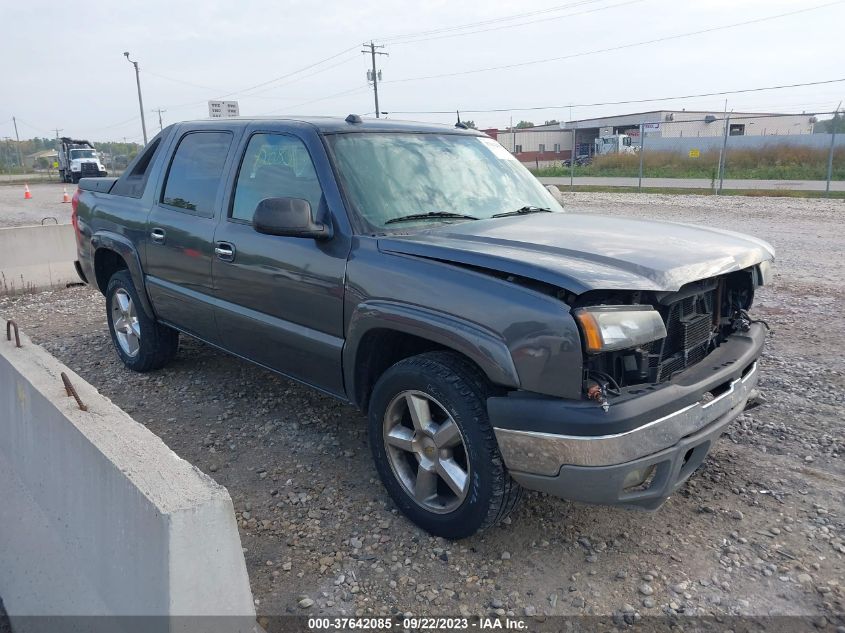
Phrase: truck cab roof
[{"left": 175, "top": 116, "right": 486, "bottom": 136}]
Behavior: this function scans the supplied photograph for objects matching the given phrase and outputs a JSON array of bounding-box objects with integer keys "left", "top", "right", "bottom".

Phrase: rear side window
[
  {"left": 161, "top": 131, "right": 232, "bottom": 217},
  {"left": 110, "top": 136, "right": 162, "bottom": 199}
]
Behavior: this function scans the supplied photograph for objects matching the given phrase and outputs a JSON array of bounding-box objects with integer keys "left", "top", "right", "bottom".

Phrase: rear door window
[{"left": 161, "top": 131, "right": 232, "bottom": 217}]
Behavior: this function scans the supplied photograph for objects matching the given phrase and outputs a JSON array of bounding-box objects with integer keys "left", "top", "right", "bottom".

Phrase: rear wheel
[
  {"left": 368, "top": 352, "right": 521, "bottom": 539},
  {"left": 106, "top": 270, "right": 178, "bottom": 372}
]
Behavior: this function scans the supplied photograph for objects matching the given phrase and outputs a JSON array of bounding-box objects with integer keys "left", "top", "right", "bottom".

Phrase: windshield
[
  {"left": 70, "top": 149, "right": 96, "bottom": 159},
  {"left": 326, "top": 132, "right": 562, "bottom": 232}
]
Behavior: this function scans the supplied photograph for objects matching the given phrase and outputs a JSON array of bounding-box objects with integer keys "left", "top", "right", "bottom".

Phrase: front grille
[
  {"left": 80, "top": 163, "right": 99, "bottom": 175},
  {"left": 645, "top": 291, "right": 715, "bottom": 382}
]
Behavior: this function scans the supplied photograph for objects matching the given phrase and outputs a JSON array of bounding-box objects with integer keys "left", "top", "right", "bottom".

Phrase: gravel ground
[
  {"left": 0, "top": 192, "right": 843, "bottom": 626},
  {"left": 0, "top": 182, "right": 73, "bottom": 227}
]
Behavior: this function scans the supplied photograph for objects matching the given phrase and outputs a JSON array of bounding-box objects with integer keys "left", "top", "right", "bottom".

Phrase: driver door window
[{"left": 230, "top": 133, "right": 323, "bottom": 223}]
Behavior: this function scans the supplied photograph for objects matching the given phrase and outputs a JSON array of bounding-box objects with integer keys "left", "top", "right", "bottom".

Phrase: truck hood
[{"left": 378, "top": 212, "right": 775, "bottom": 294}]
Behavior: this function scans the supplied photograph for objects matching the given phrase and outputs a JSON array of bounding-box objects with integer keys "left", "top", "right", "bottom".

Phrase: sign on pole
[{"left": 688, "top": 148, "right": 701, "bottom": 159}]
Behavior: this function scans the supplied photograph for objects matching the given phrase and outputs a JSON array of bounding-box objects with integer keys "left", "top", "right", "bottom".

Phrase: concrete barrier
[
  {"left": 0, "top": 224, "right": 78, "bottom": 295},
  {"left": 0, "top": 322, "right": 256, "bottom": 632}
]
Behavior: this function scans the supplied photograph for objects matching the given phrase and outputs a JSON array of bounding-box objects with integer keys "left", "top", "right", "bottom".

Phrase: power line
[
  {"left": 216, "top": 45, "right": 361, "bottom": 99},
  {"left": 378, "top": 0, "right": 612, "bottom": 42},
  {"left": 386, "top": 77, "right": 845, "bottom": 115},
  {"left": 388, "top": 0, "right": 646, "bottom": 46},
  {"left": 95, "top": 115, "right": 142, "bottom": 131},
  {"left": 257, "top": 85, "right": 371, "bottom": 116},
  {"left": 13, "top": 118, "right": 51, "bottom": 134},
  {"left": 160, "top": 45, "right": 362, "bottom": 111},
  {"left": 239, "top": 55, "right": 361, "bottom": 100},
  {"left": 155, "top": 1, "right": 637, "bottom": 110},
  {"left": 384, "top": 0, "right": 845, "bottom": 84},
  {"left": 143, "top": 70, "right": 226, "bottom": 94}
]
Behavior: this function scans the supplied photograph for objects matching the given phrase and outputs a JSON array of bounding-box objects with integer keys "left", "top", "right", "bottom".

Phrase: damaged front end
[
  {"left": 573, "top": 263, "right": 771, "bottom": 409},
  {"left": 490, "top": 263, "right": 770, "bottom": 508}
]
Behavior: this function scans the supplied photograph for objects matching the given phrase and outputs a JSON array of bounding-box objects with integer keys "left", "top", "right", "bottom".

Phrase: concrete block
[
  {"left": 0, "top": 323, "right": 256, "bottom": 632},
  {"left": 0, "top": 224, "right": 78, "bottom": 294}
]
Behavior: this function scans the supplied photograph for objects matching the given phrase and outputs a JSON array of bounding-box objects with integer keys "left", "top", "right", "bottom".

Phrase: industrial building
[
  {"left": 484, "top": 123, "right": 572, "bottom": 163},
  {"left": 487, "top": 110, "right": 818, "bottom": 163},
  {"left": 566, "top": 110, "right": 816, "bottom": 150}
]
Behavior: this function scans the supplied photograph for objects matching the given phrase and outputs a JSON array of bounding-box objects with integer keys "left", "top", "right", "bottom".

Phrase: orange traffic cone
[
  {"left": 62, "top": 187, "right": 71, "bottom": 203},
  {"left": 24, "top": 184, "right": 32, "bottom": 200}
]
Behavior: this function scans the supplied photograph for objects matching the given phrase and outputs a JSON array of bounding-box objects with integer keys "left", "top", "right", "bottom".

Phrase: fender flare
[
  {"left": 343, "top": 300, "right": 520, "bottom": 406},
  {"left": 90, "top": 231, "right": 155, "bottom": 319}
]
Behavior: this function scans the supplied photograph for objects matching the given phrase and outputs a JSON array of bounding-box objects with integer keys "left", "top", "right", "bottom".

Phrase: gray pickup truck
[{"left": 73, "top": 116, "right": 772, "bottom": 538}]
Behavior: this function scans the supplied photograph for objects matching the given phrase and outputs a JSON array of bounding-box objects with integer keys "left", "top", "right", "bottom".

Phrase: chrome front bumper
[{"left": 495, "top": 361, "right": 758, "bottom": 474}]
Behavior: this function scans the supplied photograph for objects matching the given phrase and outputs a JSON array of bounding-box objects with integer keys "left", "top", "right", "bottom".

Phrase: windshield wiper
[
  {"left": 491, "top": 205, "right": 552, "bottom": 218},
  {"left": 385, "top": 211, "right": 480, "bottom": 225}
]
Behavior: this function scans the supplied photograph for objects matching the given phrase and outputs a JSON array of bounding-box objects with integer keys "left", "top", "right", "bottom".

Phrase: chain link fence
[{"left": 514, "top": 111, "right": 844, "bottom": 194}]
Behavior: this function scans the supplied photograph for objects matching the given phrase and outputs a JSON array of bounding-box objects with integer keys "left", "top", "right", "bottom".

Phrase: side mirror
[
  {"left": 545, "top": 184, "right": 564, "bottom": 206},
  {"left": 253, "top": 197, "right": 332, "bottom": 240}
]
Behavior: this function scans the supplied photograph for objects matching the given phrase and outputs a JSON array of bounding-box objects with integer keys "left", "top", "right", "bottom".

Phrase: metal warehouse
[
  {"left": 487, "top": 110, "right": 817, "bottom": 164},
  {"left": 568, "top": 110, "right": 815, "bottom": 143}
]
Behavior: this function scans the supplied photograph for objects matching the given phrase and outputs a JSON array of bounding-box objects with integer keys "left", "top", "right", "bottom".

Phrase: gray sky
[{"left": 2, "top": 0, "right": 844, "bottom": 142}]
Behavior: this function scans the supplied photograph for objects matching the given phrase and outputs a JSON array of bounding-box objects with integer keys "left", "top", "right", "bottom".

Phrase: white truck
[
  {"left": 594, "top": 133, "right": 637, "bottom": 156},
  {"left": 58, "top": 137, "right": 108, "bottom": 183}
]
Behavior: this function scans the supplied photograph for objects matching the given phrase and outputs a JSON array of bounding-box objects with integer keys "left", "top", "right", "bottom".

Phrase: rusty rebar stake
[
  {"left": 6, "top": 320, "right": 21, "bottom": 348},
  {"left": 60, "top": 372, "right": 88, "bottom": 411}
]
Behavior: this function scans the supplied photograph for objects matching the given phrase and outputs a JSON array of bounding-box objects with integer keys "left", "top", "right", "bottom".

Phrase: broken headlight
[{"left": 573, "top": 305, "right": 666, "bottom": 354}]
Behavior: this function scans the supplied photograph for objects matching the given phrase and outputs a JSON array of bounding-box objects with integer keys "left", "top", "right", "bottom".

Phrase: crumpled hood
[{"left": 378, "top": 212, "right": 775, "bottom": 294}]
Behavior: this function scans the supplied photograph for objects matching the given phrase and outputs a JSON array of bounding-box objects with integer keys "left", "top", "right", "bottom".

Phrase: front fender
[
  {"left": 91, "top": 231, "right": 155, "bottom": 319},
  {"left": 343, "top": 300, "right": 520, "bottom": 404}
]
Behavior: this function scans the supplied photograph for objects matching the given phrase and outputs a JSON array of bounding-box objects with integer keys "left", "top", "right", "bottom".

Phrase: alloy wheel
[
  {"left": 382, "top": 390, "right": 470, "bottom": 514},
  {"left": 111, "top": 288, "right": 141, "bottom": 358}
]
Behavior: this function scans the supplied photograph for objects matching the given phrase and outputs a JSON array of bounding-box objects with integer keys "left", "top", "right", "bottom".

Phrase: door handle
[
  {"left": 215, "top": 241, "right": 236, "bottom": 262},
  {"left": 150, "top": 228, "right": 166, "bottom": 244}
]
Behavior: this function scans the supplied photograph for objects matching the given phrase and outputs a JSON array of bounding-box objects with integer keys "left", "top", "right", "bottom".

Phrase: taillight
[{"left": 71, "top": 188, "right": 80, "bottom": 233}]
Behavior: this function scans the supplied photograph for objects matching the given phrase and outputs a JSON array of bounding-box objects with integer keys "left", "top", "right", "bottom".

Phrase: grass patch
[
  {"left": 549, "top": 185, "right": 845, "bottom": 199},
  {"left": 533, "top": 145, "right": 845, "bottom": 181}
]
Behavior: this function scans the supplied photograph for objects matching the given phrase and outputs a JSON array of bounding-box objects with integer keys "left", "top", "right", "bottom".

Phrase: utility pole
[
  {"left": 362, "top": 42, "right": 387, "bottom": 118},
  {"left": 123, "top": 52, "right": 148, "bottom": 144},
  {"left": 718, "top": 110, "right": 732, "bottom": 194},
  {"left": 152, "top": 108, "right": 166, "bottom": 132},
  {"left": 570, "top": 123, "right": 577, "bottom": 191},
  {"left": 638, "top": 123, "right": 645, "bottom": 191},
  {"left": 53, "top": 128, "right": 63, "bottom": 180},
  {"left": 715, "top": 99, "right": 728, "bottom": 195},
  {"left": 826, "top": 101, "right": 842, "bottom": 196},
  {"left": 12, "top": 116, "right": 24, "bottom": 170}
]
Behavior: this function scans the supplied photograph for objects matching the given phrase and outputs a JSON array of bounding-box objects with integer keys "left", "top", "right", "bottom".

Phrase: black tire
[
  {"left": 106, "top": 270, "right": 178, "bottom": 372},
  {"left": 368, "top": 351, "right": 522, "bottom": 539}
]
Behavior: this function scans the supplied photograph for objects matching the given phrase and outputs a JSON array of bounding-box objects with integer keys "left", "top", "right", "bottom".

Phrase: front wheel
[
  {"left": 368, "top": 352, "right": 522, "bottom": 539},
  {"left": 106, "top": 270, "right": 179, "bottom": 372}
]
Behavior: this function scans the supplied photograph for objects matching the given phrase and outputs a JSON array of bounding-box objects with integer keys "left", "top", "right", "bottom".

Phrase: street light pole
[{"left": 123, "top": 52, "right": 148, "bottom": 144}]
